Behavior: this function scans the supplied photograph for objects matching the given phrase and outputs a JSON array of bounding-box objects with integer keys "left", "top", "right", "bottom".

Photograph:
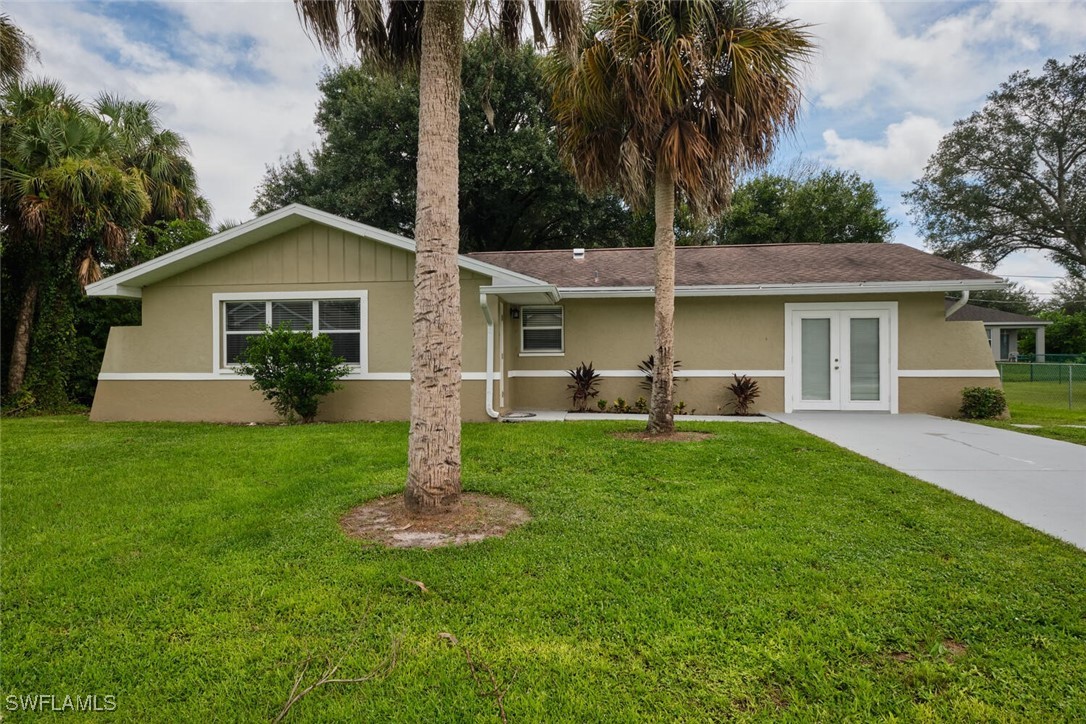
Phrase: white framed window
[
  {"left": 521, "top": 306, "right": 564, "bottom": 354},
  {"left": 212, "top": 291, "right": 367, "bottom": 372}
]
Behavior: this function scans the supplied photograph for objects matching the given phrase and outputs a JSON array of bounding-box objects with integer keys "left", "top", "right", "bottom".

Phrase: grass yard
[
  {"left": 978, "top": 381, "right": 1086, "bottom": 445},
  {"left": 2, "top": 416, "right": 1085, "bottom": 721}
]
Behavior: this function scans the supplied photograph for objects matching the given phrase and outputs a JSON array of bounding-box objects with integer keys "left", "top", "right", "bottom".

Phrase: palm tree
[
  {"left": 1, "top": 80, "right": 151, "bottom": 395},
  {"left": 95, "top": 95, "right": 210, "bottom": 226},
  {"left": 293, "top": 0, "right": 580, "bottom": 515},
  {"left": 0, "top": 13, "right": 39, "bottom": 83},
  {"left": 547, "top": 0, "right": 813, "bottom": 433}
]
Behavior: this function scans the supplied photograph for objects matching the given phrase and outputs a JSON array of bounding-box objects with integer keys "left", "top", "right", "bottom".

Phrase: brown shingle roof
[
  {"left": 945, "top": 300, "right": 1048, "bottom": 325},
  {"left": 467, "top": 243, "right": 1001, "bottom": 288}
]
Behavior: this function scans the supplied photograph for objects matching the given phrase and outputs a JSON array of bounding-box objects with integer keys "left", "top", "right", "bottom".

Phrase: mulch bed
[
  {"left": 610, "top": 431, "right": 715, "bottom": 442},
  {"left": 340, "top": 493, "right": 531, "bottom": 549}
]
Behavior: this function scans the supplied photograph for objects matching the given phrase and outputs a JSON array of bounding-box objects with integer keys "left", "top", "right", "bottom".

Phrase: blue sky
[{"left": 7, "top": 0, "right": 1085, "bottom": 296}]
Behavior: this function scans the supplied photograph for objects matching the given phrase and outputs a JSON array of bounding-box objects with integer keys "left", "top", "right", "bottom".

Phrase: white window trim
[
  {"left": 520, "top": 305, "right": 565, "bottom": 356},
  {"left": 211, "top": 291, "right": 368, "bottom": 374},
  {"left": 783, "top": 301, "right": 899, "bottom": 414}
]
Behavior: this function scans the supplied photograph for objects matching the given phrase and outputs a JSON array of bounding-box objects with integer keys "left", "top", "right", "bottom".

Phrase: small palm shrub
[
  {"left": 236, "top": 323, "right": 351, "bottom": 423},
  {"left": 567, "top": 361, "right": 602, "bottom": 412},
  {"left": 727, "top": 374, "right": 761, "bottom": 415},
  {"left": 959, "top": 386, "right": 1007, "bottom": 419},
  {"left": 638, "top": 354, "right": 682, "bottom": 393}
]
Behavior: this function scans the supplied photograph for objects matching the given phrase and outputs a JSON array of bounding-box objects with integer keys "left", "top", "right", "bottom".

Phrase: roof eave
[{"left": 85, "top": 204, "right": 551, "bottom": 298}]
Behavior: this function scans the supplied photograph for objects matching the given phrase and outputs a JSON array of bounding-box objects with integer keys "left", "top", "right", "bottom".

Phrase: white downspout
[
  {"left": 945, "top": 290, "right": 970, "bottom": 319},
  {"left": 480, "top": 293, "right": 500, "bottom": 419}
]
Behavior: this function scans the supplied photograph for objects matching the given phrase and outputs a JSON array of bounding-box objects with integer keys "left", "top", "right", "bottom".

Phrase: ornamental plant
[
  {"left": 236, "top": 323, "right": 351, "bottom": 424},
  {"left": 959, "top": 386, "right": 1008, "bottom": 420},
  {"left": 727, "top": 374, "right": 761, "bottom": 416},
  {"left": 567, "top": 361, "right": 602, "bottom": 412}
]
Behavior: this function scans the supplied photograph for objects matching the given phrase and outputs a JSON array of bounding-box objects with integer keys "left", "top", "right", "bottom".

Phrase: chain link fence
[{"left": 996, "top": 362, "right": 1086, "bottom": 411}]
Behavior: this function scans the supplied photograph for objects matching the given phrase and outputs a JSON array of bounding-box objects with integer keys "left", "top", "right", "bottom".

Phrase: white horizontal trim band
[
  {"left": 507, "top": 369, "right": 786, "bottom": 379},
  {"left": 897, "top": 369, "right": 1001, "bottom": 378},
  {"left": 99, "top": 372, "right": 490, "bottom": 382}
]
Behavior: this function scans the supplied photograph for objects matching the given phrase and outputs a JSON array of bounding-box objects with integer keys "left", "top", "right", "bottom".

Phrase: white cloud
[
  {"left": 787, "top": 0, "right": 1086, "bottom": 118},
  {"left": 821, "top": 114, "right": 947, "bottom": 184}
]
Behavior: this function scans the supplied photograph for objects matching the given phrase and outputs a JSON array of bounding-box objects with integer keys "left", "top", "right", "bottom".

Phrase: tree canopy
[
  {"left": 253, "top": 36, "right": 649, "bottom": 252},
  {"left": 1, "top": 77, "right": 207, "bottom": 408},
  {"left": 905, "top": 54, "right": 1086, "bottom": 277},
  {"left": 715, "top": 168, "right": 896, "bottom": 245}
]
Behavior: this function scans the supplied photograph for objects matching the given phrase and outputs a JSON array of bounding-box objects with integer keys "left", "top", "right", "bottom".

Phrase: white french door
[{"left": 788, "top": 306, "right": 893, "bottom": 412}]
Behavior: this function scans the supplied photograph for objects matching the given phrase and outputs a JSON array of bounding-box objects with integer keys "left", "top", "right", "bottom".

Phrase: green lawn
[
  {"left": 2, "top": 417, "right": 1084, "bottom": 721},
  {"left": 978, "top": 381, "right": 1086, "bottom": 444}
]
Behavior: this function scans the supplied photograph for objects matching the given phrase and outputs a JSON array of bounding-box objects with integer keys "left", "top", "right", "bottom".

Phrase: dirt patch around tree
[
  {"left": 340, "top": 493, "right": 531, "bottom": 549},
  {"left": 610, "top": 431, "right": 715, "bottom": 442}
]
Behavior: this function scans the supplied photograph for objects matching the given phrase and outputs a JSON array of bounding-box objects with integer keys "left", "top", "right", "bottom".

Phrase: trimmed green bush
[
  {"left": 959, "top": 386, "right": 1008, "bottom": 419},
  {"left": 236, "top": 324, "right": 351, "bottom": 423}
]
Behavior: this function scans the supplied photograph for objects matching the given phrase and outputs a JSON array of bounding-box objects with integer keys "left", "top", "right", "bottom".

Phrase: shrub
[
  {"left": 611, "top": 397, "right": 630, "bottom": 413},
  {"left": 567, "top": 361, "right": 602, "bottom": 412},
  {"left": 236, "top": 323, "right": 351, "bottom": 423},
  {"left": 638, "top": 354, "right": 682, "bottom": 393},
  {"left": 727, "top": 374, "right": 761, "bottom": 415},
  {"left": 597, "top": 399, "right": 608, "bottom": 412},
  {"left": 959, "top": 386, "right": 1008, "bottom": 419},
  {"left": 633, "top": 396, "right": 648, "bottom": 413}
]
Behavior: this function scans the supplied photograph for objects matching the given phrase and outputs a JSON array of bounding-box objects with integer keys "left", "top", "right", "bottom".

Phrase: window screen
[
  {"left": 521, "top": 306, "right": 563, "bottom": 352},
  {"left": 318, "top": 300, "right": 362, "bottom": 364},
  {"left": 223, "top": 298, "right": 364, "bottom": 366}
]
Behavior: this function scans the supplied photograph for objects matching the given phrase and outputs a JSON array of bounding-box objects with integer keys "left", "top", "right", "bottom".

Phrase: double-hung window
[
  {"left": 520, "top": 306, "right": 564, "bottom": 354},
  {"left": 220, "top": 293, "right": 365, "bottom": 368}
]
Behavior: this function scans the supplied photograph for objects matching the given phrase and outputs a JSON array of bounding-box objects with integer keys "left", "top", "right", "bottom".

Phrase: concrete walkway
[{"left": 768, "top": 412, "right": 1086, "bottom": 550}]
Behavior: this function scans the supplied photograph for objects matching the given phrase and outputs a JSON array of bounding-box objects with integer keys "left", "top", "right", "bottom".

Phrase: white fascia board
[
  {"left": 557, "top": 279, "right": 1008, "bottom": 298},
  {"left": 480, "top": 284, "right": 561, "bottom": 303},
  {"left": 981, "top": 321, "right": 1052, "bottom": 327},
  {"left": 85, "top": 204, "right": 551, "bottom": 298}
]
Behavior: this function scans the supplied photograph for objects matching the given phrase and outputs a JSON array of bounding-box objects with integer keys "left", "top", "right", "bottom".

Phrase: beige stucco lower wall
[
  {"left": 91, "top": 380, "right": 494, "bottom": 423},
  {"left": 898, "top": 377, "right": 1001, "bottom": 417}
]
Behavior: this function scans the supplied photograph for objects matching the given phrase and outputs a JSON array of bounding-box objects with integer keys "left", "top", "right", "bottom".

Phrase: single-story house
[
  {"left": 944, "top": 299, "right": 1051, "bottom": 362},
  {"left": 87, "top": 204, "right": 1007, "bottom": 422}
]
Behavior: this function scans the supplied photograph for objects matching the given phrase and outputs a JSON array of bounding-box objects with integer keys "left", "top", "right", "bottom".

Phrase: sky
[{"left": 6, "top": 0, "right": 1085, "bottom": 298}]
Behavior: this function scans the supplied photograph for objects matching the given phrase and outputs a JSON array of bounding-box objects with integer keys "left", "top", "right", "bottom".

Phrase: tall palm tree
[
  {"left": 293, "top": 0, "right": 580, "bottom": 515},
  {"left": 548, "top": 0, "right": 813, "bottom": 434},
  {"left": 1, "top": 80, "right": 152, "bottom": 395},
  {"left": 0, "top": 13, "right": 39, "bottom": 83}
]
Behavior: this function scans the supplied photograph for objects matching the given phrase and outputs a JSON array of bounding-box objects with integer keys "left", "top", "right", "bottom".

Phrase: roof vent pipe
[{"left": 572, "top": 248, "right": 585, "bottom": 260}]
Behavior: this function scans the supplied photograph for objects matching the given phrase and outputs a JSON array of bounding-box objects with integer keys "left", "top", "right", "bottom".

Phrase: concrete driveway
[{"left": 768, "top": 412, "right": 1086, "bottom": 550}]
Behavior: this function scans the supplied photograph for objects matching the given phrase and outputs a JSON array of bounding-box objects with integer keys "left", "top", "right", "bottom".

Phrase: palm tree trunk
[
  {"left": 647, "top": 165, "right": 676, "bottom": 434},
  {"left": 6, "top": 279, "right": 38, "bottom": 396},
  {"left": 405, "top": 0, "right": 465, "bottom": 515}
]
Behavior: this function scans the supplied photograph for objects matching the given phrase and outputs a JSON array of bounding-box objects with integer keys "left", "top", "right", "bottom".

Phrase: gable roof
[
  {"left": 945, "top": 300, "right": 1051, "bottom": 326},
  {"left": 85, "top": 204, "right": 552, "bottom": 298},
  {"left": 468, "top": 243, "right": 1003, "bottom": 291}
]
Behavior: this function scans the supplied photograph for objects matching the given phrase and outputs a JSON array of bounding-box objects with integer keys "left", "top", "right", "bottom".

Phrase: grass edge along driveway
[{"left": 2, "top": 416, "right": 1084, "bottom": 721}]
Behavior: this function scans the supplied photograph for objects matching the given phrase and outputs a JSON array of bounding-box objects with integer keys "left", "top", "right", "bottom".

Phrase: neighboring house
[
  {"left": 87, "top": 204, "right": 1006, "bottom": 422},
  {"left": 945, "top": 300, "right": 1051, "bottom": 362}
]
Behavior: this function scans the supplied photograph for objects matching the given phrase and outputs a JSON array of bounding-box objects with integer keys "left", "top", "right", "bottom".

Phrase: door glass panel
[
  {"left": 850, "top": 317, "right": 880, "bottom": 401},
  {"left": 801, "top": 318, "right": 831, "bottom": 401}
]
